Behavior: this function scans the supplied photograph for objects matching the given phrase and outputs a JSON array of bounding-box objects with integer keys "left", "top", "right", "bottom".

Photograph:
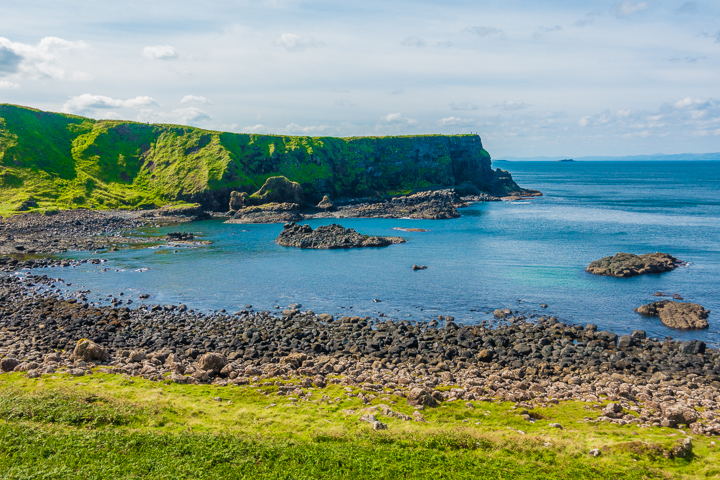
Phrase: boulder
[
  {"left": 407, "top": 387, "right": 438, "bottom": 408},
  {"left": 586, "top": 252, "right": 683, "bottom": 277},
  {"left": 72, "top": 339, "right": 108, "bottom": 363},
  {"left": 635, "top": 301, "right": 709, "bottom": 330},
  {"left": 197, "top": 353, "right": 227, "bottom": 373},
  {"left": 0, "top": 358, "right": 20, "bottom": 372},
  {"left": 248, "top": 176, "right": 304, "bottom": 206}
]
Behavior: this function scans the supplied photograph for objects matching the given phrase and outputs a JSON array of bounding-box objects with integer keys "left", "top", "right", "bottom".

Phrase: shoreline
[{"left": 1, "top": 272, "right": 719, "bottom": 437}]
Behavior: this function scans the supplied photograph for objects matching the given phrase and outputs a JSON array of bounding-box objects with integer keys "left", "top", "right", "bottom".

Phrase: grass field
[{"left": 0, "top": 371, "right": 716, "bottom": 479}]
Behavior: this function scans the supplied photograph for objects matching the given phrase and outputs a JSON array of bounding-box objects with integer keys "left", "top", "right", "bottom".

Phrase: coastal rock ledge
[
  {"left": 586, "top": 252, "right": 684, "bottom": 278},
  {"left": 276, "top": 223, "right": 405, "bottom": 249},
  {"left": 635, "top": 301, "right": 710, "bottom": 330}
]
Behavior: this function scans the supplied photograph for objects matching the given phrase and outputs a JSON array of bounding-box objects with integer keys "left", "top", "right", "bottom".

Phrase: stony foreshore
[{"left": 1, "top": 274, "right": 719, "bottom": 436}]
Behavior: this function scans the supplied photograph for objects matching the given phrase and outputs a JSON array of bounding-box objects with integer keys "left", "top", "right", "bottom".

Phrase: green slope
[{"left": 0, "top": 104, "right": 507, "bottom": 215}]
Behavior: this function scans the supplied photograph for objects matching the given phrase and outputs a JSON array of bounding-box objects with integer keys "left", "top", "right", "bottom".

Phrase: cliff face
[{"left": 0, "top": 104, "right": 533, "bottom": 213}]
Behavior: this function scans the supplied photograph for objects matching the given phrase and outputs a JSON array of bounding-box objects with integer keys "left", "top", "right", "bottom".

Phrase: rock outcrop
[
  {"left": 316, "top": 195, "right": 334, "bottom": 211},
  {"left": 587, "top": 253, "right": 683, "bottom": 278},
  {"left": 635, "top": 301, "right": 710, "bottom": 330},
  {"left": 248, "top": 176, "right": 304, "bottom": 206},
  {"left": 229, "top": 191, "right": 248, "bottom": 211},
  {"left": 308, "top": 190, "right": 463, "bottom": 220},
  {"left": 276, "top": 223, "right": 405, "bottom": 249},
  {"left": 226, "top": 203, "right": 302, "bottom": 224}
]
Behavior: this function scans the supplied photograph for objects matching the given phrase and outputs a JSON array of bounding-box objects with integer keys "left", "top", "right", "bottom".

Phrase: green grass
[
  {"left": 0, "top": 372, "right": 715, "bottom": 479},
  {"left": 0, "top": 104, "right": 491, "bottom": 215}
]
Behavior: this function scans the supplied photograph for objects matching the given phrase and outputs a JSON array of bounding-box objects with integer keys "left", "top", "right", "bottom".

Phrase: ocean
[{"left": 36, "top": 161, "right": 720, "bottom": 345}]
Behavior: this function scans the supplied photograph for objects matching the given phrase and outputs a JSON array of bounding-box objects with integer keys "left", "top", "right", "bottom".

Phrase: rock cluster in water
[
  {"left": 2, "top": 274, "right": 720, "bottom": 436},
  {"left": 636, "top": 301, "right": 710, "bottom": 330},
  {"left": 586, "top": 252, "right": 683, "bottom": 278},
  {"left": 226, "top": 203, "right": 303, "bottom": 224},
  {"left": 276, "top": 223, "right": 405, "bottom": 249}
]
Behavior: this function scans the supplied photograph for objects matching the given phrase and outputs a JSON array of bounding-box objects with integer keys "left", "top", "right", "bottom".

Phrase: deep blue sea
[{"left": 32, "top": 161, "right": 720, "bottom": 345}]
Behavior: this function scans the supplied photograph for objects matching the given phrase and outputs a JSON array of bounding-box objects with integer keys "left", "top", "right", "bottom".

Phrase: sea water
[{"left": 39, "top": 161, "right": 720, "bottom": 345}]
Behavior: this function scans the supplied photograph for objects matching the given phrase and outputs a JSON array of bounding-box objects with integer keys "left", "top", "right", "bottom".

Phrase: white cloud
[
  {"left": 436, "top": 41, "right": 453, "bottom": 48},
  {"left": 273, "top": 33, "right": 325, "bottom": 52},
  {"left": 376, "top": 113, "right": 417, "bottom": 129},
  {"left": 285, "top": 123, "right": 332, "bottom": 135},
  {"left": 438, "top": 116, "right": 474, "bottom": 127},
  {"left": 335, "top": 99, "right": 355, "bottom": 107},
  {"left": 63, "top": 94, "right": 157, "bottom": 114},
  {"left": 465, "top": 26, "right": 503, "bottom": 37},
  {"left": 143, "top": 45, "right": 177, "bottom": 60},
  {"left": 181, "top": 95, "right": 212, "bottom": 104},
  {"left": 242, "top": 124, "right": 266, "bottom": 134},
  {"left": 673, "top": 97, "right": 710, "bottom": 110},
  {"left": 0, "top": 36, "right": 87, "bottom": 81},
  {"left": 401, "top": 36, "right": 425, "bottom": 47},
  {"left": 0, "top": 80, "right": 19, "bottom": 89},
  {"left": 614, "top": 2, "right": 648, "bottom": 18},
  {"left": 579, "top": 116, "right": 591, "bottom": 127},
  {"left": 137, "top": 107, "right": 212, "bottom": 125},
  {"left": 449, "top": 102, "right": 481, "bottom": 111},
  {"left": 495, "top": 100, "right": 530, "bottom": 110}
]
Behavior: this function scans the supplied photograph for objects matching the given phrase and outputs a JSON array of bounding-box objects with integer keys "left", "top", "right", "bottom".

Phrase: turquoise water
[{"left": 45, "top": 161, "right": 720, "bottom": 344}]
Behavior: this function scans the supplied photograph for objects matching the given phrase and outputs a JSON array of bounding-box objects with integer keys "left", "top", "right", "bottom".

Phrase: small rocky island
[
  {"left": 276, "top": 223, "right": 405, "bottom": 249},
  {"left": 586, "top": 252, "right": 684, "bottom": 278},
  {"left": 635, "top": 301, "right": 710, "bottom": 330}
]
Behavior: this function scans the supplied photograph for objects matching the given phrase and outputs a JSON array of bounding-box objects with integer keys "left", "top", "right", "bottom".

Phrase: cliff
[{"left": 0, "top": 104, "right": 536, "bottom": 214}]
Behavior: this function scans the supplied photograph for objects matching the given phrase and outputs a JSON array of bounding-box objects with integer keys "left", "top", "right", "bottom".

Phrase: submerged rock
[
  {"left": 635, "top": 300, "right": 710, "bottom": 330},
  {"left": 586, "top": 252, "right": 683, "bottom": 278},
  {"left": 276, "top": 223, "right": 405, "bottom": 249}
]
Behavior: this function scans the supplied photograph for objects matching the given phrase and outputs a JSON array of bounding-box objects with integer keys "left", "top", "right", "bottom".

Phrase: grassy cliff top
[{"left": 0, "top": 104, "right": 492, "bottom": 215}]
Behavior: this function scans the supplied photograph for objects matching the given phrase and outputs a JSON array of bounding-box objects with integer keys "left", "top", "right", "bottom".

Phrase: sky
[{"left": 0, "top": 0, "right": 719, "bottom": 158}]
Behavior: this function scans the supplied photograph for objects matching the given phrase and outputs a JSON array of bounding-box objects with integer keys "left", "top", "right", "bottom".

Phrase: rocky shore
[
  {"left": 1, "top": 274, "right": 719, "bottom": 436},
  {"left": 586, "top": 253, "right": 684, "bottom": 278},
  {"left": 276, "top": 223, "right": 405, "bottom": 249}
]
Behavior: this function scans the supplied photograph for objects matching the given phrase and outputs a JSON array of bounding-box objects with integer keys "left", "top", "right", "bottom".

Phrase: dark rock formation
[
  {"left": 586, "top": 253, "right": 683, "bottom": 278},
  {"left": 308, "top": 190, "right": 463, "bottom": 220},
  {"left": 226, "top": 203, "right": 302, "bottom": 224},
  {"left": 276, "top": 223, "right": 405, "bottom": 249},
  {"left": 248, "top": 176, "right": 304, "bottom": 206},
  {"left": 229, "top": 191, "right": 248, "bottom": 211},
  {"left": 317, "top": 195, "right": 334, "bottom": 211},
  {"left": 635, "top": 301, "right": 710, "bottom": 330}
]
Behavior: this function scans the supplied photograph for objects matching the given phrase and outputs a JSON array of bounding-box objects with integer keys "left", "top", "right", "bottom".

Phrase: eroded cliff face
[{"left": 0, "top": 104, "right": 535, "bottom": 213}]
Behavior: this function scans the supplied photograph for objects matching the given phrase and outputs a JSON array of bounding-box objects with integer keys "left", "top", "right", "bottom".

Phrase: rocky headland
[
  {"left": 635, "top": 301, "right": 710, "bottom": 330},
  {"left": 586, "top": 253, "right": 684, "bottom": 278},
  {"left": 276, "top": 223, "right": 405, "bottom": 249},
  {"left": 1, "top": 273, "right": 720, "bottom": 437}
]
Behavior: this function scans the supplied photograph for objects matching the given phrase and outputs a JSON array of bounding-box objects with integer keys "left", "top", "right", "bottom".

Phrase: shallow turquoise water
[{"left": 42, "top": 161, "right": 720, "bottom": 344}]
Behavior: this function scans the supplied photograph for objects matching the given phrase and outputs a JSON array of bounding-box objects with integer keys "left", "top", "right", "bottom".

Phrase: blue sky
[{"left": 1, "top": 0, "right": 719, "bottom": 157}]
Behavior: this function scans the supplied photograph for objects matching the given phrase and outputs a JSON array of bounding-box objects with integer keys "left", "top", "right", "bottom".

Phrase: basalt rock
[
  {"left": 226, "top": 203, "right": 302, "bottom": 224},
  {"left": 316, "top": 195, "right": 334, "bottom": 211},
  {"left": 586, "top": 253, "right": 683, "bottom": 278},
  {"left": 72, "top": 339, "right": 108, "bottom": 363},
  {"left": 229, "top": 191, "right": 249, "bottom": 211},
  {"left": 276, "top": 223, "right": 405, "bottom": 249},
  {"left": 635, "top": 301, "right": 710, "bottom": 330}
]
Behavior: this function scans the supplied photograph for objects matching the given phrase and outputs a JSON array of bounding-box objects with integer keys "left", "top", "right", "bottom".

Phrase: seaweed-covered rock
[
  {"left": 586, "top": 253, "right": 683, "bottom": 277},
  {"left": 635, "top": 301, "right": 710, "bottom": 330},
  {"left": 276, "top": 223, "right": 405, "bottom": 249}
]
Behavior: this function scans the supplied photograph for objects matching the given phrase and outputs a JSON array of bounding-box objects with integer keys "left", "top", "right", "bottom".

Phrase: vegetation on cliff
[{"left": 0, "top": 104, "right": 529, "bottom": 215}]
